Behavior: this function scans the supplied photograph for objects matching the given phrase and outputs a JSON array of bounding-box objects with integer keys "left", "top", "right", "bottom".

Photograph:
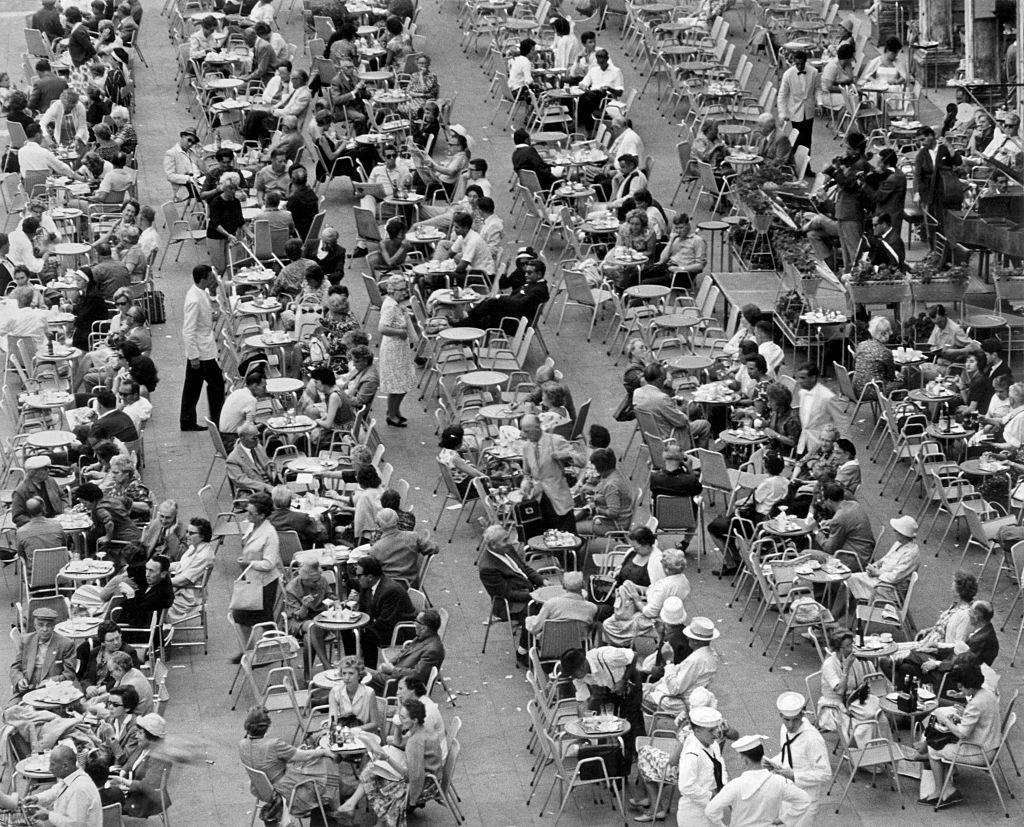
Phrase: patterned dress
[{"left": 378, "top": 297, "right": 415, "bottom": 394}]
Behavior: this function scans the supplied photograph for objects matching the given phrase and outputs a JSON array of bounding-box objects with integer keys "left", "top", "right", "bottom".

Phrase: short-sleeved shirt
[{"left": 451, "top": 229, "right": 494, "bottom": 274}]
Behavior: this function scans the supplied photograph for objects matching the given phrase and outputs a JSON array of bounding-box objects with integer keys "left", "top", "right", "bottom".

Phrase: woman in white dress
[
  {"left": 328, "top": 656, "right": 380, "bottom": 733},
  {"left": 817, "top": 630, "right": 873, "bottom": 732},
  {"left": 377, "top": 275, "right": 415, "bottom": 427},
  {"left": 165, "top": 517, "right": 216, "bottom": 624}
]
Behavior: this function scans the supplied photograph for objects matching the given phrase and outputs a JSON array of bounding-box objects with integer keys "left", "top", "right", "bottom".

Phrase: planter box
[
  {"left": 781, "top": 259, "right": 818, "bottom": 284},
  {"left": 848, "top": 280, "right": 909, "bottom": 306},
  {"left": 909, "top": 279, "right": 967, "bottom": 306}
]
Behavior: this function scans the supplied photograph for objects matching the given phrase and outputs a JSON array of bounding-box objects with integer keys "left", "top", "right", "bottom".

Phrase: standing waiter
[
  {"left": 778, "top": 51, "right": 820, "bottom": 170},
  {"left": 179, "top": 264, "right": 225, "bottom": 432}
]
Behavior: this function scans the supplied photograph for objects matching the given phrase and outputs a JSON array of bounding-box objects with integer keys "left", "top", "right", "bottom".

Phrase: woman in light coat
[
  {"left": 38, "top": 89, "right": 90, "bottom": 145},
  {"left": 165, "top": 517, "right": 215, "bottom": 624},
  {"left": 230, "top": 492, "right": 283, "bottom": 660}
]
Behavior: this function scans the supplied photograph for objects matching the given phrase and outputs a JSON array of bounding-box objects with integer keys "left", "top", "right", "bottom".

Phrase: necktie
[
  {"left": 797, "top": 70, "right": 806, "bottom": 75},
  {"left": 155, "top": 525, "right": 167, "bottom": 551},
  {"left": 703, "top": 748, "right": 724, "bottom": 792},
  {"left": 781, "top": 730, "right": 802, "bottom": 767}
]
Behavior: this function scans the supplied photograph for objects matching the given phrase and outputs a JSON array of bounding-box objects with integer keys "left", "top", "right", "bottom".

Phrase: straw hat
[{"left": 683, "top": 617, "right": 720, "bottom": 641}]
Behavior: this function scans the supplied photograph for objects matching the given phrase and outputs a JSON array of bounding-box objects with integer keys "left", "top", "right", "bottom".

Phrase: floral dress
[
  {"left": 303, "top": 311, "right": 360, "bottom": 374},
  {"left": 852, "top": 339, "right": 899, "bottom": 399},
  {"left": 406, "top": 71, "right": 439, "bottom": 111},
  {"left": 378, "top": 296, "right": 415, "bottom": 394},
  {"left": 767, "top": 408, "right": 802, "bottom": 454}
]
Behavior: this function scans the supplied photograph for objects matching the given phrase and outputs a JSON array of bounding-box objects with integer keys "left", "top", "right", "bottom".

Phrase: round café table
[
  {"left": 879, "top": 694, "right": 939, "bottom": 741},
  {"left": 959, "top": 458, "right": 1011, "bottom": 477},
  {"left": 666, "top": 354, "right": 715, "bottom": 372},
  {"left": 205, "top": 77, "right": 244, "bottom": 91},
  {"left": 55, "top": 615, "right": 104, "bottom": 639},
  {"left": 479, "top": 402, "right": 528, "bottom": 422},
  {"left": 459, "top": 370, "right": 508, "bottom": 389},
  {"left": 717, "top": 123, "right": 751, "bottom": 146},
  {"left": 27, "top": 430, "right": 76, "bottom": 450},
  {"left": 244, "top": 333, "right": 297, "bottom": 350},
  {"left": 529, "top": 584, "right": 566, "bottom": 603},
  {"left": 624, "top": 284, "right": 670, "bottom": 304},
  {"left": 761, "top": 517, "right": 816, "bottom": 538},
  {"left": 852, "top": 641, "right": 898, "bottom": 661},
  {"left": 406, "top": 227, "right": 446, "bottom": 247},
  {"left": 203, "top": 139, "right": 244, "bottom": 154},
  {"left": 527, "top": 532, "right": 583, "bottom": 569},
  {"left": 266, "top": 377, "right": 305, "bottom": 395},
  {"left": 51, "top": 241, "right": 92, "bottom": 268},
  {"left": 235, "top": 299, "right": 283, "bottom": 316},
  {"left": 504, "top": 18, "right": 540, "bottom": 31},
  {"left": 564, "top": 716, "right": 631, "bottom": 742},
  {"left": 22, "top": 391, "right": 74, "bottom": 410},
  {"left": 310, "top": 611, "right": 370, "bottom": 665},
  {"left": 357, "top": 70, "right": 393, "bottom": 84},
  {"left": 719, "top": 428, "right": 768, "bottom": 447},
  {"left": 438, "top": 326, "right": 485, "bottom": 346}
]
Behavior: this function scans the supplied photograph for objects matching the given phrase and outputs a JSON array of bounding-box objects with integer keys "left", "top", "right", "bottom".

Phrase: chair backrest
[
  {"left": 535, "top": 618, "right": 590, "bottom": 660},
  {"left": 696, "top": 448, "right": 731, "bottom": 490},
  {"left": 242, "top": 764, "right": 277, "bottom": 803},
  {"left": 101, "top": 803, "right": 122, "bottom": 827},
  {"left": 30, "top": 547, "right": 71, "bottom": 591},
  {"left": 354, "top": 207, "right": 382, "bottom": 243},
  {"left": 562, "top": 267, "right": 597, "bottom": 305},
  {"left": 276, "top": 530, "right": 302, "bottom": 567},
  {"left": 304, "top": 210, "right": 326, "bottom": 247},
  {"left": 362, "top": 272, "right": 384, "bottom": 310},
  {"left": 568, "top": 398, "right": 591, "bottom": 442},
  {"left": 653, "top": 495, "right": 696, "bottom": 532}
]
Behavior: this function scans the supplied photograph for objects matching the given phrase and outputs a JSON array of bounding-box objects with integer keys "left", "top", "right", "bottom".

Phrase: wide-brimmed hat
[
  {"left": 449, "top": 124, "right": 474, "bottom": 150},
  {"left": 683, "top": 617, "right": 720, "bottom": 641},
  {"left": 889, "top": 515, "right": 918, "bottom": 538},
  {"left": 659, "top": 596, "right": 687, "bottom": 626}
]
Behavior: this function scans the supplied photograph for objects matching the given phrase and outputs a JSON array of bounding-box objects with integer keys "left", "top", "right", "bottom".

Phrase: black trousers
[
  {"left": 538, "top": 493, "right": 577, "bottom": 533},
  {"left": 791, "top": 117, "right": 814, "bottom": 154},
  {"left": 179, "top": 358, "right": 225, "bottom": 428}
]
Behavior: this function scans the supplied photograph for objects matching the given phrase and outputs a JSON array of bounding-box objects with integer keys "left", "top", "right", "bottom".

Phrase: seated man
[
  {"left": 478, "top": 524, "right": 545, "bottom": 664},
  {"left": 138, "top": 500, "right": 187, "bottom": 561},
  {"left": 632, "top": 363, "right": 712, "bottom": 448},
  {"left": 360, "top": 144, "right": 414, "bottom": 213},
  {"left": 524, "top": 571, "right": 597, "bottom": 638},
  {"left": 640, "top": 213, "right": 705, "bottom": 289},
  {"left": 11, "top": 456, "right": 65, "bottom": 527},
  {"left": 865, "top": 212, "right": 905, "bottom": 268},
  {"left": 642, "top": 617, "right": 720, "bottom": 713},
  {"left": 268, "top": 484, "right": 327, "bottom": 549},
  {"left": 923, "top": 304, "right": 982, "bottom": 376},
  {"left": 219, "top": 370, "right": 269, "bottom": 451},
  {"left": 346, "top": 556, "right": 415, "bottom": 669},
  {"left": 251, "top": 190, "right": 295, "bottom": 237},
  {"left": 225, "top": 423, "right": 276, "bottom": 494},
  {"left": 810, "top": 482, "right": 875, "bottom": 571},
  {"left": 10, "top": 607, "right": 77, "bottom": 696},
  {"left": 574, "top": 448, "right": 634, "bottom": 536},
  {"left": 252, "top": 148, "right": 291, "bottom": 204},
  {"left": 649, "top": 444, "right": 702, "bottom": 498},
  {"left": 424, "top": 211, "right": 494, "bottom": 294},
  {"left": 458, "top": 257, "right": 549, "bottom": 333},
  {"left": 367, "top": 608, "right": 445, "bottom": 694},
  {"left": 802, "top": 210, "right": 841, "bottom": 267},
  {"left": 97, "top": 555, "right": 175, "bottom": 634},
  {"left": 368, "top": 508, "right": 437, "bottom": 585},
  {"left": 15, "top": 496, "right": 66, "bottom": 563},
  {"left": 282, "top": 558, "right": 331, "bottom": 642}
]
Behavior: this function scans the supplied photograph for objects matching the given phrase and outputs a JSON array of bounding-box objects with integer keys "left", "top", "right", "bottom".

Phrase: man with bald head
[
  {"left": 225, "top": 423, "right": 275, "bottom": 494},
  {"left": 521, "top": 414, "right": 584, "bottom": 532},
  {"left": 368, "top": 508, "right": 438, "bottom": 584},
  {"left": 25, "top": 743, "right": 102, "bottom": 826},
  {"left": 283, "top": 558, "right": 331, "bottom": 641},
  {"left": 140, "top": 500, "right": 186, "bottom": 561},
  {"left": 525, "top": 570, "right": 597, "bottom": 636},
  {"left": 754, "top": 112, "right": 792, "bottom": 165},
  {"left": 303, "top": 226, "right": 346, "bottom": 285},
  {"left": 16, "top": 496, "right": 65, "bottom": 562}
]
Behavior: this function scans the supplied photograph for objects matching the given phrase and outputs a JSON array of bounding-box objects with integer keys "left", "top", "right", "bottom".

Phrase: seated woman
[
  {"left": 281, "top": 266, "right": 327, "bottom": 331},
  {"left": 82, "top": 440, "right": 123, "bottom": 485},
  {"left": 107, "top": 650, "right": 155, "bottom": 716},
  {"left": 76, "top": 150, "right": 112, "bottom": 186},
  {"left": 405, "top": 56, "right": 440, "bottom": 118},
  {"left": 913, "top": 661, "right": 1002, "bottom": 808},
  {"left": 691, "top": 121, "right": 730, "bottom": 195},
  {"left": 382, "top": 16, "right": 412, "bottom": 70},
  {"left": 309, "top": 109, "right": 377, "bottom": 184},
  {"left": 96, "top": 685, "right": 141, "bottom": 767},
  {"left": 80, "top": 620, "right": 140, "bottom": 694},
  {"left": 412, "top": 127, "right": 471, "bottom": 199},
  {"left": 6, "top": 266, "right": 45, "bottom": 307},
  {"left": 110, "top": 713, "right": 172, "bottom": 819},
  {"left": 339, "top": 698, "right": 443, "bottom": 821},
  {"left": 410, "top": 101, "right": 441, "bottom": 152},
  {"left": 437, "top": 424, "right": 485, "bottom": 499},
  {"left": 240, "top": 705, "right": 341, "bottom": 820},
  {"left": 164, "top": 517, "right": 216, "bottom": 625},
  {"left": 817, "top": 629, "right": 874, "bottom": 732},
  {"left": 100, "top": 453, "right": 151, "bottom": 519},
  {"left": 301, "top": 289, "right": 363, "bottom": 375},
  {"left": 574, "top": 448, "right": 634, "bottom": 537},
  {"left": 956, "top": 351, "right": 992, "bottom": 415},
  {"left": 304, "top": 366, "right": 355, "bottom": 446},
  {"left": 368, "top": 217, "right": 412, "bottom": 273},
  {"left": 852, "top": 316, "right": 903, "bottom": 400},
  {"left": 602, "top": 209, "right": 658, "bottom": 291},
  {"left": 328, "top": 656, "right": 381, "bottom": 733},
  {"left": 763, "top": 383, "right": 801, "bottom": 455}
]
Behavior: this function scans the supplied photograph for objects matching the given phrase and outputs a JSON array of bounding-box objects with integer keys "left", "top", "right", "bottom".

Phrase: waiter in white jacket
[
  {"left": 676, "top": 706, "right": 728, "bottom": 826},
  {"left": 764, "top": 692, "right": 831, "bottom": 824},
  {"left": 163, "top": 130, "right": 202, "bottom": 201},
  {"left": 777, "top": 50, "right": 820, "bottom": 160},
  {"left": 179, "top": 264, "right": 225, "bottom": 432},
  {"left": 706, "top": 735, "right": 810, "bottom": 826}
]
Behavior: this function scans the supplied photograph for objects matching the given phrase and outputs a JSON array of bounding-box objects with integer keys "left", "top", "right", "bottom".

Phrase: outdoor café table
[
  {"left": 851, "top": 638, "right": 899, "bottom": 661},
  {"left": 718, "top": 428, "right": 768, "bottom": 463},
  {"left": 357, "top": 70, "right": 393, "bottom": 84},
  {"left": 22, "top": 684, "right": 83, "bottom": 712},
  {"left": 550, "top": 148, "right": 609, "bottom": 169},
  {"left": 233, "top": 267, "right": 276, "bottom": 288},
  {"left": 57, "top": 558, "right": 115, "bottom": 587},
  {"left": 266, "top": 414, "right": 316, "bottom": 451},
  {"left": 317, "top": 731, "right": 369, "bottom": 773},
  {"left": 504, "top": 18, "right": 540, "bottom": 31},
  {"left": 437, "top": 326, "right": 486, "bottom": 357},
  {"left": 55, "top": 614, "right": 104, "bottom": 640},
  {"left": 46, "top": 312, "right": 76, "bottom": 331},
  {"left": 266, "top": 376, "right": 305, "bottom": 397},
  {"left": 686, "top": 382, "right": 740, "bottom": 413},
  {"left": 959, "top": 457, "right": 1011, "bottom": 478},
  {"left": 624, "top": 284, "right": 670, "bottom": 304},
  {"left": 205, "top": 77, "right": 245, "bottom": 92},
  {"left": 22, "top": 390, "right": 74, "bottom": 411},
  {"left": 479, "top": 402, "right": 528, "bottom": 424},
  {"left": 310, "top": 610, "right": 371, "bottom": 665},
  {"left": 908, "top": 387, "right": 959, "bottom": 420},
  {"left": 725, "top": 152, "right": 764, "bottom": 171},
  {"left": 50, "top": 241, "right": 91, "bottom": 268},
  {"left": 412, "top": 260, "right": 456, "bottom": 281},
  {"left": 530, "top": 584, "right": 566, "bottom": 603},
  {"left": 578, "top": 217, "right": 619, "bottom": 236},
  {"left": 405, "top": 226, "right": 446, "bottom": 248},
  {"left": 235, "top": 297, "right": 283, "bottom": 317},
  {"left": 564, "top": 716, "right": 631, "bottom": 742},
  {"left": 528, "top": 130, "right": 567, "bottom": 148},
  {"left": 651, "top": 312, "right": 701, "bottom": 348},
  {"left": 666, "top": 354, "right": 715, "bottom": 372},
  {"left": 605, "top": 249, "right": 648, "bottom": 268},
  {"left": 57, "top": 511, "right": 94, "bottom": 556},
  {"left": 459, "top": 371, "right": 508, "bottom": 402},
  {"left": 554, "top": 182, "right": 595, "bottom": 206},
  {"left": 354, "top": 132, "right": 393, "bottom": 146},
  {"left": 202, "top": 138, "right": 245, "bottom": 154},
  {"left": 717, "top": 123, "right": 751, "bottom": 146},
  {"left": 27, "top": 430, "right": 76, "bottom": 451},
  {"left": 787, "top": 20, "right": 823, "bottom": 32},
  {"left": 793, "top": 555, "right": 851, "bottom": 604},
  {"left": 892, "top": 347, "right": 928, "bottom": 367},
  {"left": 211, "top": 98, "right": 250, "bottom": 117},
  {"left": 527, "top": 532, "right": 583, "bottom": 569},
  {"left": 15, "top": 751, "right": 56, "bottom": 792},
  {"left": 244, "top": 331, "right": 297, "bottom": 352},
  {"left": 383, "top": 191, "right": 423, "bottom": 221},
  {"left": 879, "top": 693, "right": 939, "bottom": 741},
  {"left": 660, "top": 44, "right": 698, "bottom": 62},
  {"left": 926, "top": 423, "right": 974, "bottom": 460},
  {"left": 676, "top": 61, "right": 717, "bottom": 75}
]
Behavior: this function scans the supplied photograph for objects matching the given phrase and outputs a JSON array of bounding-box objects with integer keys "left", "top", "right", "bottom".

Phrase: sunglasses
[
  {"left": 115, "top": 300, "right": 129, "bottom": 305},
  {"left": 384, "top": 153, "right": 397, "bottom": 159}
]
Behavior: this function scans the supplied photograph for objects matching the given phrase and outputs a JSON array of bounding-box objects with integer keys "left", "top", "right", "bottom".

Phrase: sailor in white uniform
[
  {"left": 764, "top": 691, "right": 832, "bottom": 825},
  {"left": 705, "top": 734, "right": 811, "bottom": 827},
  {"left": 675, "top": 705, "right": 728, "bottom": 826}
]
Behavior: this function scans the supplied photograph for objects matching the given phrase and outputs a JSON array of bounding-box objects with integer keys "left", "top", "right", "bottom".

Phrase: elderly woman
[
  {"left": 302, "top": 289, "right": 362, "bottom": 374},
  {"left": 604, "top": 209, "right": 658, "bottom": 291},
  {"left": 762, "top": 383, "right": 802, "bottom": 454},
  {"left": 339, "top": 698, "right": 443, "bottom": 824},
  {"left": 101, "top": 454, "right": 151, "bottom": 518},
  {"left": 165, "top": 517, "right": 216, "bottom": 624},
  {"left": 328, "top": 656, "right": 380, "bottom": 732},
  {"left": 240, "top": 705, "right": 339, "bottom": 821},
  {"left": 416, "top": 126, "right": 471, "bottom": 199},
  {"left": 836, "top": 515, "right": 920, "bottom": 621},
  {"left": 80, "top": 620, "right": 139, "bottom": 692},
  {"left": 109, "top": 105, "right": 137, "bottom": 155},
  {"left": 378, "top": 275, "right": 415, "bottom": 427},
  {"left": 852, "top": 316, "right": 902, "bottom": 399},
  {"left": 816, "top": 629, "right": 875, "bottom": 732},
  {"left": 230, "top": 492, "right": 284, "bottom": 661},
  {"left": 406, "top": 55, "right": 439, "bottom": 114},
  {"left": 912, "top": 662, "right": 1002, "bottom": 808},
  {"left": 108, "top": 650, "right": 154, "bottom": 715},
  {"left": 437, "top": 424, "right": 485, "bottom": 498},
  {"left": 574, "top": 448, "right": 634, "bottom": 536}
]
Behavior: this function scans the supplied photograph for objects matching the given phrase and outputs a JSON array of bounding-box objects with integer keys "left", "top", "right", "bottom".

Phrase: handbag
[
  {"left": 613, "top": 394, "right": 635, "bottom": 422},
  {"left": 923, "top": 718, "right": 958, "bottom": 750},
  {"left": 229, "top": 566, "right": 264, "bottom": 612},
  {"left": 938, "top": 166, "right": 964, "bottom": 208}
]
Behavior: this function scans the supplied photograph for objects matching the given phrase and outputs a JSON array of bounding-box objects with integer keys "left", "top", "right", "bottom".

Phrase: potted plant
[
  {"left": 845, "top": 262, "right": 909, "bottom": 306},
  {"left": 908, "top": 259, "right": 970, "bottom": 306}
]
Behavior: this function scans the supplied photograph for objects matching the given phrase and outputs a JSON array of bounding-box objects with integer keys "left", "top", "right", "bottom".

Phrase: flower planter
[
  {"left": 848, "top": 280, "right": 909, "bottom": 306},
  {"left": 781, "top": 259, "right": 817, "bottom": 284},
  {"left": 751, "top": 213, "right": 772, "bottom": 233},
  {"left": 909, "top": 279, "right": 967, "bottom": 306}
]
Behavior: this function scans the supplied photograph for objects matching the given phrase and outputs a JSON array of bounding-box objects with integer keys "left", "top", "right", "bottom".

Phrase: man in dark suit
[
  {"left": 913, "top": 125, "right": 963, "bottom": 247},
  {"left": 10, "top": 607, "right": 77, "bottom": 695},
  {"left": 11, "top": 456, "right": 65, "bottom": 527},
  {"left": 864, "top": 147, "right": 907, "bottom": 237},
  {"left": 27, "top": 59, "right": 67, "bottom": 113},
  {"left": 898, "top": 600, "right": 999, "bottom": 687},
  {"left": 32, "top": 0, "right": 65, "bottom": 41},
  {"left": 511, "top": 129, "right": 558, "bottom": 192},
  {"left": 138, "top": 501, "right": 187, "bottom": 561},
  {"left": 268, "top": 485, "right": 327, "bottom": 548},
  {"left": 367, "top": 608, "right": 445, "bottom": 693},
  {"left": 302, "top": 227, "right": 345, "bottom": 285},
  {"left": 88, "top": 389, "right": 139, "bottom": 447},
  {"left": 64, "top": 7, "right": 97, "bottom": 67},
  {"left": 649, "top": 444, "right": 703, "bottom": 498},
  {"left": 351, "top": 556, "right": 415, "bottom": 669},
  {"left": 865, "top": 213, "right": 906, "bottom": 268},
  {"left": 98, "top": 556, "right": 175, "bottom": 636},
  {"left": 982, "top": 338, "right": 1012, "bottom": 384},
  {"left": 479, "top": 525, "right": 546, "bottom": 661},
  {"left": 459, "top": 257, "right": 550, "bottom": 332}
]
